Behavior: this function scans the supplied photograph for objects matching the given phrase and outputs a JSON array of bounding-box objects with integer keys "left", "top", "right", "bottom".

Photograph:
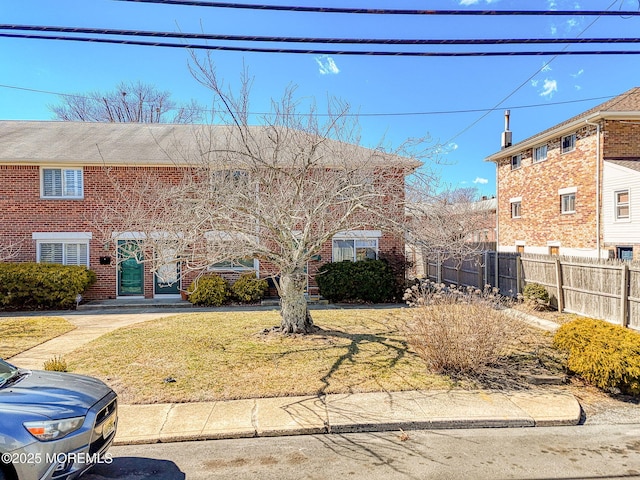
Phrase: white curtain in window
[{"left": 333, "top": 240, "right": 355, "bottom": 262}]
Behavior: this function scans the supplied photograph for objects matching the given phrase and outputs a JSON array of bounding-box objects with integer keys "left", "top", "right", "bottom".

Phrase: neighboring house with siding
[
  {"left": 485, "top": 88, "right": 640, "bottom": 261},
  {"left": 602, "top": 159, "right": 640, "bottom": 260},
  {"left": 0, "top": 120, "right": 410, "bottom": 301}
]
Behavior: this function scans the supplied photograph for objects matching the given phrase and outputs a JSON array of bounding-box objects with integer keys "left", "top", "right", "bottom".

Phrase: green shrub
[
  {"left": 316, "top": 259, "right": 397, "bottom": 303},
  {"left": 0, "top": 262, "right": 96, "bottom": 310},
  {"left": 43, "top": 355, "right": 68, "bottom": 372},
  {"left": 231, "top": 273, "right": 268, "bottom": 303},
  {"left": 523, "top": 282, "right": 550, "bottom": 310},
  {"left": 553, "top": 318, "right": 640, "bottom": 395},
  {"left": 188, "top": 275, "right": 230, "bottom": 306}
]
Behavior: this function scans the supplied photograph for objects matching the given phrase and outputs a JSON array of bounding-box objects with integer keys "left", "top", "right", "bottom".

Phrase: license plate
[{"left": 102, "top": 414, "right": 116, "bottom": 439}]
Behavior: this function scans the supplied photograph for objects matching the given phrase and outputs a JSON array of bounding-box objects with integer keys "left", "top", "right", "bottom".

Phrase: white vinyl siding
[
  {"left": 41, "top": 168, "right": 83, "bottom": 198},
  {"left": 603, "top": 162, "right": 640, "bottom": 245}
]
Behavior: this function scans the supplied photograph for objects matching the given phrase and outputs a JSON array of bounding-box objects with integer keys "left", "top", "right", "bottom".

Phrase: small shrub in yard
[
  {"left": 188, "top": 275, "right": 230, "bottom": 307},
  {"left": 403, "top": 281, "right": 524, "bottom": 375},
  {"left": 316, "top": 259, "right": 397, "bottom": 303},
  {"left": 0, "top": 262, "right": 96, "bottom": 310},
  {"left": 231, "top": 273, "right": 268, "bottom": 303},
  {"left": 553, "top": 318, "right": 640, "bottom": 395},
  {"left": 522, "top": 282, "right": 550, "bottom": 310},
  {"left": 43, "top": 355, "right": 68, "bottom": 372}
]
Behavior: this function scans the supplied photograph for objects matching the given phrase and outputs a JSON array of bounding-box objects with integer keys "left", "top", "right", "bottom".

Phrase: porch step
[{"left": 77, "top": 298, "right": 194, "bottom": 310}]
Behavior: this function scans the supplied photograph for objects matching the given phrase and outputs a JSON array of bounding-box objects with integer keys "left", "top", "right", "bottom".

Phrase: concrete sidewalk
[
  {"left": 114, "top": 389, "right": 582, "bottom": 445},
  {"left": 4, "top": 304, "right": 581, "bottom": 446}
]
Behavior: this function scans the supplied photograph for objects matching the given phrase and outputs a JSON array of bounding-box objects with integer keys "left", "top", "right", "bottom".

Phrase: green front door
[
  {"left": 118, "top": 240, "right": 144, "bottom": 296},
  {"left": 154, "top": 261, "right": 180, "bottom": 295}
]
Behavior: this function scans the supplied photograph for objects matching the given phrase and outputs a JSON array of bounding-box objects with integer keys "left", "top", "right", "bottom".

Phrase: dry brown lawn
[
  {"left": 67, "top": 309, "right": 453, "bottom": 404},
  {"left": 0, "top": 316, "right": 75, "bottom": 359}
]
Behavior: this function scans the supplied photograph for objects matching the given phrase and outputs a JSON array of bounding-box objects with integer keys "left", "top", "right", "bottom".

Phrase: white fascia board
[
  {"left": 333, "top": 230, "right": 382, "bottom": 239},
  {"left": 32, "top": 232, "right": 92, "bottom": 240}
]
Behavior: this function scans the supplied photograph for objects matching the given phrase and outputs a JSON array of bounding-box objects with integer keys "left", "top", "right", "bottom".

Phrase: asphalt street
[{"left": 84, "top": 424, "right": 640, "bottom": 480}]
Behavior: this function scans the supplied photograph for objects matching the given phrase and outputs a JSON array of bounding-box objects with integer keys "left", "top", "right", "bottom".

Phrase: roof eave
[{"left": 484, "top": 110, "right": 640, "bottom": 163}]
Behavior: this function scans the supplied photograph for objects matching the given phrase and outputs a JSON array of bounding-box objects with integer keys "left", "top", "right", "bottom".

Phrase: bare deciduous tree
[
  {"left": 406, "top": 185, "right": 495, "bottom": 273},
  {"left": 98, "top": 56, "right": 437, "bottom": 334},
  {"left": 0, "top": 237, "right": 23, "bottom": 262},
  {"left": 50, "top": 81, "right": 203, "bottom": 124}
]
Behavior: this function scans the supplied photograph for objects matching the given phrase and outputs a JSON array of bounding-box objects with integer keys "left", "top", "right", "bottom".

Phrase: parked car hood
[{"left": 0, "top": 370, "right": 112, "bottom": 419}]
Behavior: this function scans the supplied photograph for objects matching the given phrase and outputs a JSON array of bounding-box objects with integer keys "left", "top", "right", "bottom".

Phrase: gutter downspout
[
  {"left": 586, "top": 118, "right": 601, "bottom": 259},
  {"left": 494, "top": 162, "right": 499, "bottom": 289}
]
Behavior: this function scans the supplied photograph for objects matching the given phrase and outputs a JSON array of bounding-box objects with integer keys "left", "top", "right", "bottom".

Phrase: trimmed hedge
[
  {"left": 0, "top": 262, "right": 96, "bottom": 310},
  {"left": 188, "top": 275, "right": 230, "bottom": 307},
  {"left": 316, "top": 259, "right": 396, "bottom": 303},
  {"left": 231, "top": 273, "right": 268, "bottom": 303},
  {"left": 553, "top": 318, "right": 640, "bottom": 395}
]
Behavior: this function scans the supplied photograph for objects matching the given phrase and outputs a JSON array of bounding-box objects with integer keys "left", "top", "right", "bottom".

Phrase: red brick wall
[
  {"left": 495, "top": 124, "right": 600, "bottom": 252},
  {"left": 1, "top": 164, "right": 408, "bottom": 300}
]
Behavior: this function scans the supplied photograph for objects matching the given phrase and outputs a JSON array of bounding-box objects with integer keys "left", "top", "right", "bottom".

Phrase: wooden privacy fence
[
  {"left": 520, "top": 254, "right": 640, "bottom": 331},
  {"left": 423, "top": 251, "right": 639, "bottom": 330},
  {"left": 424, "top": 251, "right": 521, "bottom": 296}
]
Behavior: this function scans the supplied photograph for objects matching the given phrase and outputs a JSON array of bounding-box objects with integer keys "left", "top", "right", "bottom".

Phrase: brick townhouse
[
  {"left": 485, "top": 88, "right": 640, "bottom": 261},
  {"left": 0, "top": 121, "right": 409, "bottom": 301}
]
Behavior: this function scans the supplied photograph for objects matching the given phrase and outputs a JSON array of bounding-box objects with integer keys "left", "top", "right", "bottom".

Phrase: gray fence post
[
  {"left": 554, "top": 258, "right": 564, "bottom": 313},
  {"left": 621, "top": 263, "right": 630, "bottom": 328}
]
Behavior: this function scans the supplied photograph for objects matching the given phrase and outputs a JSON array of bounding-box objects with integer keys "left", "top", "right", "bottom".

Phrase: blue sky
[{"left": 2, "top": 0, "right": 640, "bottom": 195}]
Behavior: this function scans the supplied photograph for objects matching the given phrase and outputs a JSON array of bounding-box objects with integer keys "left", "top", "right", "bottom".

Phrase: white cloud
[
  {"left": 550, "top": 24, "right": 558, "bottom": 35},
  {"left": 315, "top": 56, "right": 340, "bottom": 75},
  {"left": 541, "top": 62, "right": 552, "bottom": 73},
  {"left": 459, "top": 0, "right": 499, "bottom": 4},
  {"left": 571, "top": 68, "right": 584, "bottom": 78},
  {"left": 473, "top": 177, "right": 489, "bottom": 185},
  {"left": 531, "top": 79, "right": 539, "bottom": 87},
  {"left": 540, "top": 79, "right": 558, "bottom": 97},
  {"left": 574, "top": 85, "right": 582, "bottom": 91}
]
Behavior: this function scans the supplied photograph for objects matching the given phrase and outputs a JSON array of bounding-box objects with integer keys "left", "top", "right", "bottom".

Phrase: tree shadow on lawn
[{"left": 310, "top": 327, "right": 412, "bottom": 395}]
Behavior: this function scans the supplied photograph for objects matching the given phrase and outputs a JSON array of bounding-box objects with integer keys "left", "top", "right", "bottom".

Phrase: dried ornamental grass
[{"left": 403, "top": 281, "right": 526, "bottom": 376}]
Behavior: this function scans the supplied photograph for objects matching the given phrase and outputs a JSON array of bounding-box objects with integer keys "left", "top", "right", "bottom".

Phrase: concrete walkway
[{"left": 3, "top": 303, "right": 582, "bottom": 446}]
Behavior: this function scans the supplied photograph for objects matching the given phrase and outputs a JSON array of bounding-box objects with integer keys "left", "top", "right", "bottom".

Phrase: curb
[{"left": 113, "top": 390, "right": 582, "bottom": 446}]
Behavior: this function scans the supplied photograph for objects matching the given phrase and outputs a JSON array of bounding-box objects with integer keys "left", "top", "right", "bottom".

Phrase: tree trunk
[{"left": 279, "top": 271, "right": 314, "bottom": 334}]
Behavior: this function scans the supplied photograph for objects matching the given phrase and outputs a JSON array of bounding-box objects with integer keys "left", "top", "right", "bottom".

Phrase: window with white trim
[
  {"left": 511, "top": 154, "right": 522, "bottom": 170},
  {"left": 533, "top": 145, "right": 547, "bottom": 163},
  {"left": 41, "top": 168, "right": 84, "bottom": 198},
  {"left": 211, "top": 258, "right": 256, "bottom": 270},
  {"left": 37, "top": 242, "right": 89, "bottom": 266},
  {"left": 560, "top": 193, "right": 576, "bottom": 214},
  {"left": 615, "top": 190, "right": 630, "bottom": 220},
  {"left": 332, "top": 238, "right": 378, "bottom": 262},
  {"left": 561, "top": 134, "right": 576, "bottom": 154},
  {"left": 510, "top": 200, "right": 521, "bottom": 219}
]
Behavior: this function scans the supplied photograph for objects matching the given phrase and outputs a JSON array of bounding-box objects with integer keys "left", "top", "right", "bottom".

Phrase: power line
[
  {"left": 114, "top": 0, "right": 640, "bottom": 16},
  {"left": 0, "top": 82, "right": 615, "bottom": 117},
  {"left": 5, "top": 32, "right": 640, "bottom": 56},
  {"left": 443, "top": 0, "right": 619, "bottom": 146},
  {"left": 4, "top": 25, "right": 640, "bottom": 46}
]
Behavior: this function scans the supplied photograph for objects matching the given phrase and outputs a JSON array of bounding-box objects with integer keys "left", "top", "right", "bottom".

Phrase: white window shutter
[{"left": 43, "top": 169, "right": 63, "bottom": 196}]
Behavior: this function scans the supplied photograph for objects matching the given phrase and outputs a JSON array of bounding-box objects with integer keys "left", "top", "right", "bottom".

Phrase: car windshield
[{"left": 0, "top": 358, "right": 19, "bottom": 386}]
